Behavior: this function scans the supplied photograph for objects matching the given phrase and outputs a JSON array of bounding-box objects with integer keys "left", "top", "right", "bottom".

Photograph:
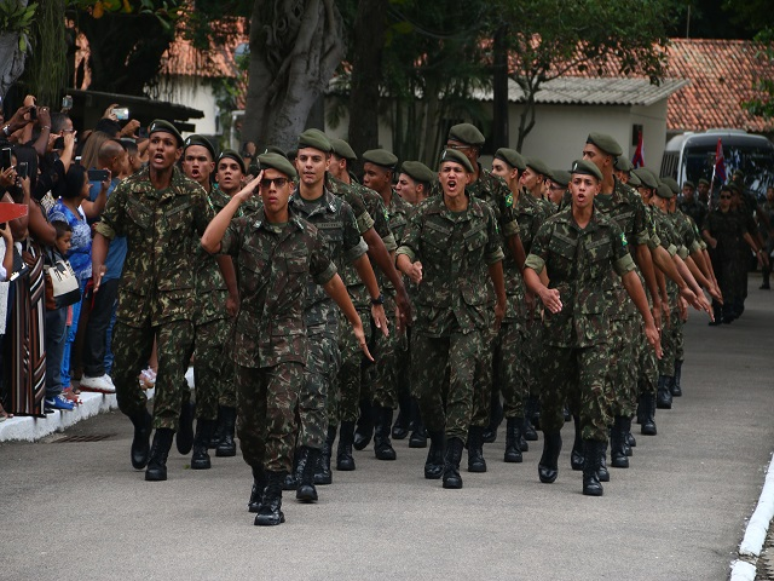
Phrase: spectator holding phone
[{"left": 47, "top": 164, "right": 109, "bottom": 392}]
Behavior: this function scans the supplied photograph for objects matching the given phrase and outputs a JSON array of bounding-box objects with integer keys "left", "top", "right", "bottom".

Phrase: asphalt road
[{"left": 2, "top": 280, "right": 773, "bottom": 581}]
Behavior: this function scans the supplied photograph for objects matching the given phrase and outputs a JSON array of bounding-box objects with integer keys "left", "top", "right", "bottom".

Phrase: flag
[
  {"left": 714, "top": 137, "right": 726, "bottom": 183},
  {"left": 631, "top": 129, "right": 644, "bottom": 168}
]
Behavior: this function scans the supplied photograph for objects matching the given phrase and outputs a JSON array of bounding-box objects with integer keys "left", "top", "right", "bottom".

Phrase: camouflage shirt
[
  {"left": 289, "top": 187, "right": 368, "bottom": 333},
  {"left": 679, "top": 198, "right": 708, "bottom": 231},
  {"left": 525, "top": 207, "right": 635, "bottom": 348},
  {"left": 192, "top": 187, "right": 229, "bottom": 324},
  {"left": 396, "top": 195, "right": 504, "bottom": 337},
  {"left": 219, "top": 208, "right": 336, "bottom": 368},
  {"left": 94, "top": 166, "right": 214, "bottom": 327}
]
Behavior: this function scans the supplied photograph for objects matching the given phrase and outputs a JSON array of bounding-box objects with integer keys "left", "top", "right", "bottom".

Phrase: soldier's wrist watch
[{"left": 371, "top": 293, "right": 385, "bottom": 305}]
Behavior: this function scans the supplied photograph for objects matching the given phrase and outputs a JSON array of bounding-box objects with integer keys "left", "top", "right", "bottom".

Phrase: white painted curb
[{"left": 730, "top": 451, "right": 774, "bottom": 580}]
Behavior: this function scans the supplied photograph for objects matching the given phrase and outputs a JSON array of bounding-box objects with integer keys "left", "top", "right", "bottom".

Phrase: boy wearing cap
[
  {"left": 396, "top": 149, "right": 506, "bottom": 490},
  {"left": 201, "top": 153, "right": 371, "bottom": 526},
  {"left": 523, "top": 159, "right": 660, "bottom": 496},
  {"left": 92, "top": 120, "right": 216, "bottom": 482}
]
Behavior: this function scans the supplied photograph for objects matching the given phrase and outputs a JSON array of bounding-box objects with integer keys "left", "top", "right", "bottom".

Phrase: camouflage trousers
[
  {"left": 635, "top": 320, "right": 659, "bottom": 397},
  {"left": 524, "top": 315, "right": 544, "bottom": 399},
  {"left": 541, "top": 344, "right": 610, "bottom": 442},
  {"left": 218, "top": 318, "right": 238, "bottom": 409},
  {"left": 412, "top": 330, "right": 482, "bottom": 442},
  {"left": 236, "top": 362, "right": 303, "bottom": 473},
  {"left": 181, "top": 317, "right": 229, "bottom": 421},
  {"left": 332, "top": 309, "right": 373, "bottom": 425},
  {"left": 112, "top": 319, "right": 194, "bottom": 431},
  {"left": 605, "top": 317, "right": 638, "bottom": 418},
  {"left": 372, "top": 294, "right": 402, "bottom": 409},
  {"left": 658, "top": 300, "right": 681, "bottom": 377},
  {"left": 471, "top": 313, "right": 497, "bottom": 428},
  {"left": 499, "top": 321, "right": 529, "bottom": 419},
  {"left": 300, "top": 332, "right": 340, "bottom": 449}
]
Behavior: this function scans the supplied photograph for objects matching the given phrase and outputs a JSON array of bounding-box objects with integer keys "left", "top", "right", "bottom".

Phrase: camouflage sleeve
[
  {"left": 609, "top": 222, "right": 636, "bottom": 276},
  {"left": 633, "top": 196, "right": 651, "bottom": 246},
  {"left": 309, "top": 229, "right": 337, "bottom": 286},
  {"left": 94, "top": 180, "right": 126, "bottom": 240},
  {"left": 483, "top": 204, "right": 505, "bottom": 265},
  {"left": 364, "top": 191, "right": 395, "bottom": 248},
  {"left": 219, "top": 216, "right": 247, "bottom": 257},
  {"left": 677, "top": 245, "right": 689, "bottom": 260},
  {"left": 395, "top": 206, "right": 421, "bottom": 262},
  {"left": 342, "top": 188, "right": 375, "bottom": 234},
  {"left": 524, "top": 221, "right": 552, "bottom": 274},
  {"left": 340, "top": 202, "right": 368, "bottom": 264},
  {"left": 494, "top": 180, "right": 520, "bottom": 238}
]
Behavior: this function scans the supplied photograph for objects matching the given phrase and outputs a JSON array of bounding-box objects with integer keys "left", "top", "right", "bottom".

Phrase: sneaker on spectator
[
  {"left": 80, "top": 374, "right": 117, "bottom": 394},
  {"left": 45, "top": 394, "right": 75, "bottom": 412}
]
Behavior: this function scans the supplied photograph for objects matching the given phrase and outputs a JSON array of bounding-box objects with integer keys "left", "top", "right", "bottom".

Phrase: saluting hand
[{"left": 234, "top": 172, "right": 263, "bottom": 204}]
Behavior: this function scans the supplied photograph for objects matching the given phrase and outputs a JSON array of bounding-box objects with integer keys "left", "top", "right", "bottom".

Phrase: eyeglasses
[
  {"left": 260, "top": 177, "right": 288, "bottom": 189},
  {"left": 719, "top": 195, "right": 731, "bottom": 199}
]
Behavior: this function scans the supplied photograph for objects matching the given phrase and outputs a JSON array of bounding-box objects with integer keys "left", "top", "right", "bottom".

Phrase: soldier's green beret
[
  {"left": 258, "top": 152, "right": 298, "bottom": 181},
  {"left": 614, "top": 157, "right": 633, "bottom": 172},
  {"left": 632, "top": 167, "right": 659, "bottom": 190},
  {"left": 494, "top": 148, "right": 526, "bottom": 171},
  {"left": 362, "top": 149, "right": 398, "bottom": 171},
  {"left": 570, "top": 159, "right": 603, "bottom": 181},
  {"left": 439, "top": 149, "right": 474, "bottom": 173},
  {"left": 448, "top": 123, "right": 485, "bottom": 146},
  {"left": 549, "top": 169, "right": 571, "bottom": 187},
  {"left": 262, "top": 145, "right": 287, "bottom": 158},
  {"left": 656, "top": 182, "right": 675, "bottom": 199},
  {"left": 148, "top": 119, "right": 183, "bottom": 147},
  {"left": 401, "top": 161, "right": 435, "bottom": 185},
  {"left": 698, "top": 178, "right": 710, "bottom": 186},
  {"left": 720, "top": 185, "right": 734, "bottom": 195},
  {"left": 662, "top": 177, "right": 680, "bottom": 195},
  {"left": 586, "top": 132, "right": 623, "bottom": 157},
  {"left": 247, "top": 163, "right": 261, "bottom": 176},
  {"left": 733, "top": 169, "right": 745, "bottom": 178},
  {"left": 683, "top": 180, "right": 695, "bottom": 190},
  {"left": 297, "top": 129, "right": 332, "bottom": 153},
  {"left": 183, "top": 134, "right": 216, "bottom": 160},
  {"left": 329, "top": 138, "right": 357, "bottom": 162},
  {"left": 727, "top": 183, "right": 741, "bottom": 194},
  {"left": 217, "top": 148, "right": 246, "bottom": 173},
  {"left": 526, "top": 156, "right": 550, "bottom": 177},
  {"left": 627, "top": 172, "right": 642, "bottom": 187}
]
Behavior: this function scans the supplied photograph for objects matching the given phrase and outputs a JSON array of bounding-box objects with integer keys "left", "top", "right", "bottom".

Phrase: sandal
[
  {"left": 0, "top": 402, "right": 12, "bottom": 422},
  {"left": 62, "top": 388, "right": 82, "bottom": 405}
]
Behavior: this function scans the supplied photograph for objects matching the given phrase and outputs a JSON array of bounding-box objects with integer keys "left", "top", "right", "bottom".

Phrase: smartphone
[
  {"left": 88, "top": 169, "right": 109, "bottom": 182},
  {"left": 29, "top": 106, "right": 37, "bottom": 121},
  {"left": 0, "top": 148, "right": 12, "bottom": 170},
  {"left": 112, "top": 107, "right": 129, "bottom": 121},
  {"left": 17, "top": 162, "right": 28, "bottom": 179},
  {"left": 62, "top": 95, "right": 73, "bottom": 110}
]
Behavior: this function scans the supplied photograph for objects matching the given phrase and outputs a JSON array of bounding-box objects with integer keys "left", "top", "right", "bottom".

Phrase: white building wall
[
  {"left": 630, "top": 100, "right": 669, "bottom": 172},
  {"left": 156, "top": 76, "right": 220, "bottom": 137}
]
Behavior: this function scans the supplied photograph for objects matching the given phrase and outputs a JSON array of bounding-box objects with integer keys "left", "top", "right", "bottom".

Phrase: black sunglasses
[{"left": 260, "top": 177, "right": 289, "bottom": 188}]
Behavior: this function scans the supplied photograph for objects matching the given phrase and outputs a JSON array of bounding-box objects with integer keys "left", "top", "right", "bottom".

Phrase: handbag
[{"left": 45, "top": 249, "right": 81, "bottom": 310}]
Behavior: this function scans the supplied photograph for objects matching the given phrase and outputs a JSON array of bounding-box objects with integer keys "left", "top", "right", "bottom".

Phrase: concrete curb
[
  {"left": 730, "top": 451, "right": 774, "bottom": 580},
  {"left": 0, "top": 388, "right": 155, "bottom": 443}
]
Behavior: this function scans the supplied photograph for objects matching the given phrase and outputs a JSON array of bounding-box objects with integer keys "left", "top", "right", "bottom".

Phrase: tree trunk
[
  {"left": 242, "top": 0, "right": 345, "bottom": 151},
  {"left": 515, "top": 79, "right": 539, "bottom": 151},
  {"left": 347, "top": 0, "right": 387, "bottom": 161},
  {"left": 491, "top": 26, "right": 509, "bottom": 151},
  {"left": 0, "top": 0, "right": 29, "bottom": 99}
]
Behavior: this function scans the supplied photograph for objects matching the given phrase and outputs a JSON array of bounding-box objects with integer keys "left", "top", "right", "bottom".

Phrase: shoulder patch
[
  {"left": 620, "top": 232, "right": 628, "bottom": 247},
  {"left": 505, "top": 192, "right": 514, "bottom": 208}
]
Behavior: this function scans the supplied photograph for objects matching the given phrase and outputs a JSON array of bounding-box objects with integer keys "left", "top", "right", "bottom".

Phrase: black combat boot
[
  {"left": 671, "top": 361, "right": 683, "bottom": 397},
  {"left": 598, "top": 442, "right": 609, "bottom": 482},
  {"left": 336, "top": 421, "right": 356, "bottom": 471},
  {"left": 504, "top": 418, "right": 523, "bottom": 463},
  {"left": 296, "top": 447, "right": 320, "bottom": 502},
  {"left": 582, "top": 440, "right": 604, "bottom": 497},
  {"left": 392, "top": 389, "right": 412, "bottom": 440},
  {"left": 254, "top": 471, "right": 285, "bottom": 526},
  {"left": 657, "top": 375, "right": 673, "bottom": 409},
  {"left": 640, "top": 393, "right": 657, "bottom": 435},
  {"left": 314, "top": 426, "right": 336, "bottom": 485},
  {"left": 424, "top": 431, "right": 445, "bottom": 479},
  {"left": 283, "top": 448, "right": 304, "bottom": 490},
  {"left": 248, "top": 464, "right": 266, "bottom": 513},
  {"left": 209, "top": 406, "right": 225, "bottom": 448},
  {"left": 353, "top": 399, "right": 374, "bottom": 451},
  {"left": 408, "top": 399, "right": 428, "bottom": 448},
  {"left": 146, "top": 428, "right": 174, "bottom": 481},
  {"left": 129, "top": 409, "right": 153, "bottom": 469},
  {"left": 610, "top": 416, "right": 629, "bottom": 469},
  {"left": 442, "top": 437, "right": 464, "bottom": 489},
  {"left": 538, "top": 432, "right": 562, "bottom": 484},
  {"left": 625, "top": 415, "right": 636, "bottom": 450},
  {"left": 524, "top": 396, "right": 539, "bottom": 441},
  {"left": 570, "top": 415, "right": 583, "bottom": 471},
  {"left": 374, "top": 407, "right": 397, "bottom": 461},
  {"left": 215, "top": 406, "right": 237, "bottom": 457},
  {"left": 519, "top": 417, "right": 529, "bottom": 452},
  {"left": 467, "top": 426, "right": 487, "bottom": 472},
  {"left": 482, "top": 391, "right": 504, "bottom": 443},
  {"left": 176, "top": 399, "right": 195, "bottom": 455},
  {"left": 191, "top": 419, "right": 216, "bottom": 470}
]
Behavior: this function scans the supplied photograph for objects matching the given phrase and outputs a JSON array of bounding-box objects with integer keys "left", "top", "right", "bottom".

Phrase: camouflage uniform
[
  {"left": 289, "top": 188, "right": 368, "bottom": 449},
  {"left": 679, "top": 197, "right": 708, "bottom": 231},
  {"left": 525, "top": 206, "right": 636, "bottom": 442},
  {"left": 93, "top": 166, "right": 214, "bottom": 430},
  {"left": 218, "top": 208, "right": 337, "bottom": 472},
  {"left": 396, "top": 195, "right": 504, "bottom": 442}
]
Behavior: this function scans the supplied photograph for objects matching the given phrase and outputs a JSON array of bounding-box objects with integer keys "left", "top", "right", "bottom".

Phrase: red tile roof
[{"left": 159, "top": 20, "right": 248, "bottom": 79}]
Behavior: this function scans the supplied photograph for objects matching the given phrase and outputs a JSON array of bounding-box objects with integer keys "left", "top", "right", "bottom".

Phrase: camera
[
  {"left": 0, "top": 148, "right": 12, "bottom": 170},
  {"left": 112, "top": 107, "right": 129, "bottom": 121},
  {"left": 62, "top": 95, "right": 73, "bottom": 110},
  {"left": 17, "top": 162, "right": 28, "bottom": 179},
  {"left": 88, "top": 169, "right": 109, "bottom": 182}
]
